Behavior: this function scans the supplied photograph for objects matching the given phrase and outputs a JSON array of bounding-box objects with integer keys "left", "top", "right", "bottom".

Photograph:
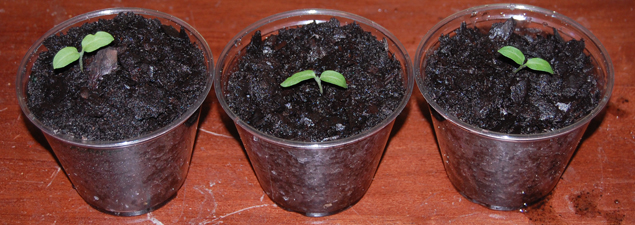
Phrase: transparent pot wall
[
  {"left": 236, "top": 119, "right": 394, "bottom": 217},
  {"left": 16, "top": 8, "right": 214, "bottom": 216},
  {"left": 47, "top": 112, "right": 200, "bottom": 215},
  {"left": 415, "top": 4, "right": 613, "bottom": 210},
  {"left": 430, "top": 107, "right": 587, "bottom": 210},
  {"left": 215, "top": 9, "right": 414, "bottom": 217}
]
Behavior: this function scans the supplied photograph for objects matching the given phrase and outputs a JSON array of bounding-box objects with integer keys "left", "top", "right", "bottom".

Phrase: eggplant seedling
[
  {"left": 498, "top": 46, "right": 554, "bottom": 74},
  {"left": 52, "top": 31, "right": 114, "bottom": 71},
  {"left": 280, "top": 70, "right": 348, "bottom": 94}
]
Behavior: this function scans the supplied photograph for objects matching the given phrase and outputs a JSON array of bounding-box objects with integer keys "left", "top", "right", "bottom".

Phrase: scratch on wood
[
  {"left": 199, "top": 204, "right": 270, "bottom": 225},
  {"left": 207, "top": 181, "right": 218, "bottom": 214},
  {"left": 352, "top": 208, "right": 373, "bottom": 225},
  {"left": 597, "top": 147, "right": 606, "bottom": 191},
  {"left": 173, "top": 182, "right": 187, "bottom": 223},
  {"left": 46, "top": 167, "right": 61, "bottom": 188},
  {"left": 193, "top": 184, "right": 218, "bottom": 217},
  {"left": 190, "top": 187, "right": 206, "bottom": 223},
  {"left": 447, "top": 212, "right": 479, "bottom": 223},
  {"left": 199, "top": 128, "right": 232, "bottom": 138},
  {"left": 126, "top": 218, "right": 148, "bottom": 223},
  {"left": 17, "top": 180, "right": 43, "bottom": 183},
  {"left": 0, "top": 107, "right": 7, "bottom": 112},
  {"left": 128, "top": 213, "right": 164, "bottom": 224},
  {"left": 419, "top": 192, "right": 438, "bottom": 206},
  {"left": 147, "top": 213, "right": 164, "bottom": 225},
  {"left": 488, "top": 213, "right": 506, "bottom": 219},
  {"left": 189, "top": 10, "right": 196, "bottom": 27}
]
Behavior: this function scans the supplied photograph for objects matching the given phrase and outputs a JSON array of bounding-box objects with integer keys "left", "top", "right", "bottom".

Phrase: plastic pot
[
  {"left": 414, "top": 4, "right": 613, "bottom": 210},
  {"left": 215, "top": 9, "right": 413, "bottom": 217},
  {"left": 16, "top": 8, "right": 214, "bottom": 216}
]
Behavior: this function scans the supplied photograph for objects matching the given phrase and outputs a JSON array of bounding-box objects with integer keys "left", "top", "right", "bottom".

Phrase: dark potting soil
[
  {"left": 27, "top": 12, "right": 208, "bottom": 141},
  {"left": 226, "top": 18, "right": 406, "bottom": 142},
  {"left": 424, "top": 19, "right": 601, "bottom": 134}
]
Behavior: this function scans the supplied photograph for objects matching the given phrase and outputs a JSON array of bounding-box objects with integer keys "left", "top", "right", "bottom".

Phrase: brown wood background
[{"left": 1, "top": 0, "right": 633, "bottom": 224}]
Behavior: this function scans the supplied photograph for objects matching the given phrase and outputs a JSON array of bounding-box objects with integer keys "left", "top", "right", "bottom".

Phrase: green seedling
[
  {"left": 53, "top": 31, "right": 115, "bottom": 71},
  {"left": 497, "top": 46, "right": 554, "bottom": 75},
  {"left": 280, "top": 70, "right": 348, "bottom": 94}
]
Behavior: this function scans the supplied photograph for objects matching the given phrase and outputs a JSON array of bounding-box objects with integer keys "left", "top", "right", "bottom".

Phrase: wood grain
[{"left": 1, "top": 0, "right": 633, "bottom": 224}]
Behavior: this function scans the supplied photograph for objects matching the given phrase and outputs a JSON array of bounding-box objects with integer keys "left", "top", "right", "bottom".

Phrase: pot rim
[
  {"left": 16, "top": 7, "right": 214, "bottom": 148},
  {"left": 414, "top": 3, "right": 614, "bottom": 141},
  {"left": 214, "top": 8, "right": 414, "bottom": 148}
]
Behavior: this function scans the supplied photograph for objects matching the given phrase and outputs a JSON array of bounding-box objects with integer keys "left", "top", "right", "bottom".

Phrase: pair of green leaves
[
  {"left": 497, "top": 46, "right": 554, "bottom": 75},
  {"left": 280, "top": 70, "right": 348, "bottom": 94},
  {"left": 52, "top": 31, "right": 115, "bottom": 70}
]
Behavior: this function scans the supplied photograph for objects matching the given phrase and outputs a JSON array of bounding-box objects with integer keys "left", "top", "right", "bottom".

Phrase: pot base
[
  {"left": 458, "top": 191, "right": 525, "bottom": 211},
  {"left": 277, "top": 197, "right": 359, "bottom": 217},
  {"left": 87, "top": 192, "right": 177, "bottom": 217}
]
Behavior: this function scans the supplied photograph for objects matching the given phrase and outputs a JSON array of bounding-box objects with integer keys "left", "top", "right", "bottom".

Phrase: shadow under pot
[
  {"left": 415, "top": 4, "right": 614, "bottom": 210},
  {"left": 215, "top": 9, "right": 414, "bottom": 217},
  {"left": 16, "top": 8, "right": 214, "bottom": 216}
]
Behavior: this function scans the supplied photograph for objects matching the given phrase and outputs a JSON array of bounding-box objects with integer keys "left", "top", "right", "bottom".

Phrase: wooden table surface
[{"left": 1, "top": 0, "right": 633, "bottom": 224}]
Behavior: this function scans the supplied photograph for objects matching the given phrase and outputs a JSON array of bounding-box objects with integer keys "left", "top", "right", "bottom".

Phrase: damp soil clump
[
  {"left": 423, "top": 19, "right": 601, "bottom": 134},
  {"left": 27, "top": 12, "right": 208, "bottom": 141},
  {"left": 226, "top": 18, "right": 406, "bottom": 142}
]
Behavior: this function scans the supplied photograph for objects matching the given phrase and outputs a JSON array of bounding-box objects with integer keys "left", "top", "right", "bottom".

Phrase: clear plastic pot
[
  {"left": 414, "top": 4, "right": 614, "bottom": 210},
  {"left": 15, "top": 8, "right": 214, "bottom": 216},
  {"left": 215, "top": 9, "right": 414, "bottom": 217}
]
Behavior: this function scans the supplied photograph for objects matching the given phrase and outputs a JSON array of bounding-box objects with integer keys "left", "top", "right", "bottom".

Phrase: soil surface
[
  {"left": 225, "top": 18, "right": 406, "bottom": 142},
  {"left": 27, "top": 12, "right": 208, "bottom": 141},
  {"left": 424, "top": 19, "right": 601, "bottom": 134}
]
